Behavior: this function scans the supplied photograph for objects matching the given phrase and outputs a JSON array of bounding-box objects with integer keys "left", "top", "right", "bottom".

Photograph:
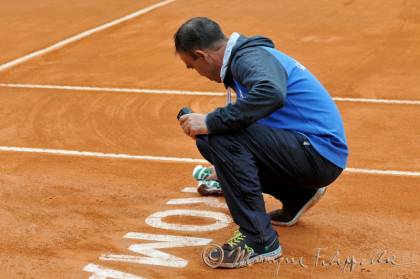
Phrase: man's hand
[{"left": 179, "top": 113, "right": 209, "bottom": 138}]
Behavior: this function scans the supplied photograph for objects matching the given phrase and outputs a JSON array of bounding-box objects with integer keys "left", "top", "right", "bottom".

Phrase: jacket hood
[
  {"left": 232, "top": 35, "right": 275, "bottom": 54},
  {"left": 221, "top": 34, "right": 275, "bottom": 85}
]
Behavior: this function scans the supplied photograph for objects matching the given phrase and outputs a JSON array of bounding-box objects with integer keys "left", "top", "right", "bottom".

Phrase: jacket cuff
[{"left": 205, "top": 111, "right": 219, "bottom": 134}]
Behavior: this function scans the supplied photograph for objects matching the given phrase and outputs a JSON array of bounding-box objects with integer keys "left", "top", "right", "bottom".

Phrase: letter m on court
[{"left": 99, "top": 233, "right": 212, "bottom": 268}]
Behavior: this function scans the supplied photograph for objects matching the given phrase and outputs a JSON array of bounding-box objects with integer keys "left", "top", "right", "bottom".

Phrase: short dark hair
[{"left": 174, "top": 17, "right": 226, "bottom": 57}]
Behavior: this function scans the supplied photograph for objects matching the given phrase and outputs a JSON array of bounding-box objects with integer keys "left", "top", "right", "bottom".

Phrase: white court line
[
  {"left": 0, "top": 83, "right": 224, "bottom": 96},
  {"left": 0, "top": 0, "right": 176, "bottom": 73},
  {"left": 0, "top": 146, "right": 419, "bottom": 177},
  {"left": 0, "top": 83, "right": 419, "bottom": 105},
  {"left": 0, "top": 146, "right": 206, "bottom": 164},
  {"left": 332, "top": 97, "right": 420, "bottom": 105},
  {"left": 345, "top": 168, "right": 420, "bottom": 177}
]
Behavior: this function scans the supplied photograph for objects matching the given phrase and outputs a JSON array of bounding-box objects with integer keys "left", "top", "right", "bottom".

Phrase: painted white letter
[
  {"left": 100, "top": 233, "right": 212, "bottom": 268},
  {"left": 83, "top": 264, "right": 144, "bottom": 279},
  {"left": 145, "top": 209, "right": 231, "bottom": 232},
  {"left": 181, "top": 187, "right": 197, "bottom": 193},
  {"left": 166, "top": 197, "right": 228, "bottom": 208}
]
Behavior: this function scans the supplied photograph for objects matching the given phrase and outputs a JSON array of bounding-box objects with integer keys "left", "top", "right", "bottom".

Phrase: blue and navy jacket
[{"left": 205, "top": 34, "right": 348, "bottom": 168}]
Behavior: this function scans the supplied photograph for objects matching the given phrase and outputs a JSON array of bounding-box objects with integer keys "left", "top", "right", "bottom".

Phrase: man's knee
[
  {"left": 208, "top": 133, "right": 235, "bottom": 149},
  {"left": 196, "top": 135, "right": 214, "bottom": 163}
]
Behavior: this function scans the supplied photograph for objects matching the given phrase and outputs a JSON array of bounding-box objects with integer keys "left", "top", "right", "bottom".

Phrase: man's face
[{"left": 178, "top": 51, "right": 222, "bottom": 83}]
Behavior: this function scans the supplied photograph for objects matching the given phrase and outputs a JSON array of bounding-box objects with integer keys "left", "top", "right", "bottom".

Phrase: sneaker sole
[
  {"left": 220, "top": 246, "right": 282, "bottom": 268},
  {"left": 271, "top": 187, "right": 327, "bottom": 227},
  {"left": 197, "top": 183, "right": 223, "bottom": 196}
]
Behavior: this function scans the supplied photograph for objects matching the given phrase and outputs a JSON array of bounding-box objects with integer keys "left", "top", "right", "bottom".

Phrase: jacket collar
[{"left": 220, "top": 32, "right": 240, "bottom": 82}]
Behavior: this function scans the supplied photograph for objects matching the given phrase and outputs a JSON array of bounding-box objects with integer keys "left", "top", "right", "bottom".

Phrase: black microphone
[{"left": 177, "top": 107, "right": 193, "bottom": 120}]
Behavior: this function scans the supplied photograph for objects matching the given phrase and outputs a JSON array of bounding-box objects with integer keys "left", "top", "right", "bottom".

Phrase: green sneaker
[
  {"left": 192, "top": 165, "right": 213, "bottom": 181},
  {"left": 202, "top": 230, "right": 282, "bottom": 268},
  {"left": 197, "top": 180, "right": 223, "bottom": 196},
  {"left": 193, "top": 165, "right": 223, "bottom": 196}
]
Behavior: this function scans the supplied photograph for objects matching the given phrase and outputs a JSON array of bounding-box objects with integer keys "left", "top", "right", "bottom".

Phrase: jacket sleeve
[{"left": 205, "top": 47, "right": 288, "bottom": 133}]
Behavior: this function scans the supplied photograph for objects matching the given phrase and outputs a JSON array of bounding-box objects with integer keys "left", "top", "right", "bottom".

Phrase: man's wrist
[{"left": 204, "top": 113, "right": 211, "bottom": 134}]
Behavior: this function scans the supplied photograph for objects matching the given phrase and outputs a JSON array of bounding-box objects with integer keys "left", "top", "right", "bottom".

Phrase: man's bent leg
[
  {"left": 207, "top": 133, "right": 277, "bottom": 245},
  {"left": 196, "top": 133, "right": 281, "bottom": 269},
  {"left": 237, "top": 125, "right": 343, "bottom": 226}
]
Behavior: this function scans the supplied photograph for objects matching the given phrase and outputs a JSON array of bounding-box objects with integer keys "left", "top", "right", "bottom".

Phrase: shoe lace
[
  {"left": 227, "top": 230, "right": 245, "bottom": 248},
  {"left": 226, "top": 231, "right": 254, "bottom": 253},
  {"left": 223, "top": 231, "right": 255, "bottom": 266}
]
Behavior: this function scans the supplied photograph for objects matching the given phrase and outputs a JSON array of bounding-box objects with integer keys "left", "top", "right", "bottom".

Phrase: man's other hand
[{"left": 179, "top": 113, "right": 209, "bottom": 138}]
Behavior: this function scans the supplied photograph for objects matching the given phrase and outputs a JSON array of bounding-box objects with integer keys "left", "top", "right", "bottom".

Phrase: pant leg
[
  {"left": 195, "top": 124, "right": 342, "bottom": 244},
  {"left": 241, "top": 125, "right": 341, "bottom": 189},
  {"left": 207, "top": 133, "right": 277, "bottom": 244}
]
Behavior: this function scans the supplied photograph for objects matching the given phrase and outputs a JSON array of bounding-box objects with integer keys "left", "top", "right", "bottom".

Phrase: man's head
[{"left": 174, "top": 17, "right": 227, "bottom": 82}]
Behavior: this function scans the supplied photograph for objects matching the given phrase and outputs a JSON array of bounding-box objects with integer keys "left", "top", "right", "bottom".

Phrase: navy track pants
[{"left": 196, "top": 124, "right": 342, "bottom": 244}]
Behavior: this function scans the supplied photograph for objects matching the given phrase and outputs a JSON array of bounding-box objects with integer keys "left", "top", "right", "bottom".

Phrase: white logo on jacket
[{"left": 295, "top": 61, "right": 306, "bottom": 71}]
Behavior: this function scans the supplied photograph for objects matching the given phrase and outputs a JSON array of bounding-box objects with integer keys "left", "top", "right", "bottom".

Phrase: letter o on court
[{"left": 145, "top": 209, "right": 232, "bottom": 232}]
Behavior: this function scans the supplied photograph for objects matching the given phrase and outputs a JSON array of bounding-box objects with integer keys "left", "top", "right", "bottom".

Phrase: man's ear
[{"left": 193, "top": 50, "right": 208, "bottom": 60}]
